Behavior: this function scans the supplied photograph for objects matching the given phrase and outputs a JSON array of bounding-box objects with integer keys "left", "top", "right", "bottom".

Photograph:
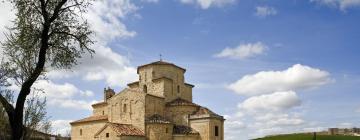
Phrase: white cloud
[
  {"left": 30, "top": 80, "right": 97, "bottom": 110},
  {"left": 255, "top": 6, "right": 277, "bottom": 17},
  {"left": 214, "top": 42, "right": 266, "bottom": 59},
  {"left": 52, "top": 120, "right": 72, "bottom": 136},
  {"left": 356, "top": 107, "right": 360, "bottom": 113},
  {"left": 179, "top": 0, "right": 236, "bottom": 9},
  {"left": 311, "top": 0, "right": 360, "bottom": 11},
  {"left": 80, "top": 90, "right": 94, "bottom": 97},
  {"left": 254, "top": 113, "right": 305, "bottom": 127},
  {"left": 225, "top": 64, "right": 332, "bottom": 139},
  {"left": 0, "top": 1, "right": 14, "bottom": 41},
  {"left": 49, "top": 99, "right": 97, "bottom": 110},
  {"left": 0, "top": 1, "right": 15, "bottom": 57},
  {"left": 33, "top": 80, "right": 78, "bottom": 99},
  {"left": 85, "top": 0, "right": 137, "bottom": 43},
  {"left": 225, "top": 111, "right": 306, "bottom": 139},
  {"left": 239, "top": 91, "right": 301, "bottom": 112},
  {"left": 228, "top": 64, "right": 332, "bottom": 96},
  {"left": 47, "top": 45, "right": 138, "bottom": 87}
]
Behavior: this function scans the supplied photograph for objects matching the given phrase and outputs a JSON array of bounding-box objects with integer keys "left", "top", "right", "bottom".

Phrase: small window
[
  {"left": 102, "top": 111, "right": 104, "bottom": 115},
  {"left": 123, "top": 104, "right": 127, "bottom": 112},
  {"left": 177, "top": 85, "right": 180, "bottom": 93},
  {"left": 145, "top": 73, "right": 147, "bottom": 81},
  {"left": 166, "top": 128, "right": 168, "bottom": 133},
  {"left": 106, "top": 133, "right": 109, "bottom": 137},
  {"left": 143, "top": 85, "right": 148, "bottom": 93},
  {"left": 215, "top": 126, "right": 219, "bottom": 136},
  {"left": 80, "top": 129, "right": 82, "bottom": 136}
]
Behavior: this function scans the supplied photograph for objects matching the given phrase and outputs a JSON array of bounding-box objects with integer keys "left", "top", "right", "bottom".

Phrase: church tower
[{"left": 135, "top": 60, "right": 194, "bottom": 102}]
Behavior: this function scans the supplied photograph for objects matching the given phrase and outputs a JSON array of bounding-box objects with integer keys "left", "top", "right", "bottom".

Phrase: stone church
[{"left": 70, "top": 61, "right": 225, "bottom": 140}]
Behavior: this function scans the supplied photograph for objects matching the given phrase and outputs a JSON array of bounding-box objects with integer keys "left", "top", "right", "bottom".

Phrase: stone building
[{"left": 70, "top": 61, "right": 225, "bottom": 140}]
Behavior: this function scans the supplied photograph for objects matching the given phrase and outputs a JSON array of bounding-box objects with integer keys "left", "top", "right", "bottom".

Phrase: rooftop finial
[{"left": 159, "top": 54, "right": 163, "bottom": 61}]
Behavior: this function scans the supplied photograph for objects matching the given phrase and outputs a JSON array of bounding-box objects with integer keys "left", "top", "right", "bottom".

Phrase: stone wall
[
  {"left": 93, "top": 104, "right": 108, "bottom": 116},
  {"left": 145, "top": 123, "right": 173, "bottom": 140},
  {"left": 182, "top": 84, "right": 193, "bottom": 102},
  {"left": 95, "top": 126, "right": 146, "bottom": 140},
  {"left": 95, "top": 126, "right": 119, "bottom": 140},
  {"left": 189, "top": 118, "right": 224, "bottom": 140},
  {"left": 137, "top": 64, "right": 193, "bottom": 103},
  {"left": 119, "top": 136, "right": 146, "bottom": 140},
  {"left": 145, "top": 95, "right": 165, "bottom": 117},
  {"left": 165, "top": 106, "right": 198, "bottom": 126},
  {"left": 108, "top": 89, "right": 146, "bottom": 130},
  {"left": 173, "top": 135, "right": 200, "bottom": 140},
  {"left": 209, "top": 119, "right": 224, "bottom": 140},
  {"left": 189, "top": 119, "right": 210, "bottom": 140},
  {"left": 71, "top": 121, "right": 107, "bottom": 140}
]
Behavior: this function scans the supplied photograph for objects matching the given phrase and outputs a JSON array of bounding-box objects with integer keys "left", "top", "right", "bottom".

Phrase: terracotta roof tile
[
  {"left": 146, "top": 114, "right": 171, "bottom": 124},
  {"left": 190, "top": 107, "right": 224, "bottom": 120},
  {"left": 137, "top": 61, "right": 186, "bottom": 73},
  {"left": 173, "top": 125, "right": 199, "bottom": 135},
  {"left": 70, "top": 115, "right": 108, "bottom": 124},
  {"left": 92, "top": 102, "right": 107, "bottom": 107},
  {"left": 108, "top": 123, "right": 145, "bottom": 136},
  {"left": 127, "top": 81, "right": 139, "bottom": 86},
  {"left": 166, "top": 98, "right": 199, "bottom": 107}
]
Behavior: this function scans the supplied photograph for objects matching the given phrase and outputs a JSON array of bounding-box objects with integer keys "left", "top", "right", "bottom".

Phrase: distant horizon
[{"left": 1, "top": 0, "right": 360, "bottom": 140}]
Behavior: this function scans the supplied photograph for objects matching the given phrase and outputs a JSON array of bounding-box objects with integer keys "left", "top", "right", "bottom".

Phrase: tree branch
[
  {"left": 49, "top": 0, "right": 68, "bottom": 23},
  {"left": 39, "top": 0, "right": 49, "bottom": 22},
  {"left": 0, "top": 92, "right": 14, "bottom": 119}
]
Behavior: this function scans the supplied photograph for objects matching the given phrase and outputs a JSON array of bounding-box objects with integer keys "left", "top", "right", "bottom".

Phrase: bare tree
[
  {"left": 23, "top": 92, "right": 51, "bottom": 139},
  {"left": 0, "top": 91, "right": 13, "bottom": 139},
  {"left": 0, "top": 0, "right": 94, "bottom": 139},
  {"left": 0, "top": 91, "right": 52, "bottom": 140}
]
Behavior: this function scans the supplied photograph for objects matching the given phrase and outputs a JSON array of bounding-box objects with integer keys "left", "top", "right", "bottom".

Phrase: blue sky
[{"left": 1, "top": 0, "right": 360, "bottom": 139}]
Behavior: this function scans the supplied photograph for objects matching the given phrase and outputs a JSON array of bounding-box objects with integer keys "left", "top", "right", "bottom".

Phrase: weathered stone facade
[{"left": 70, "top": 61, "right": 225, "bottom": 140}]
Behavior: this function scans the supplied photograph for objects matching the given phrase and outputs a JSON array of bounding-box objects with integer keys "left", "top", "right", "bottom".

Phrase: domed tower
[{"left": 135, "top": 60, "right": 194, "bottom": 103}]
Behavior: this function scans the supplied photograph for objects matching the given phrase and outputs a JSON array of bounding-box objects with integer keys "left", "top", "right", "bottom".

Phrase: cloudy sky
[{"left": 1, "top": 0, "right": 360, "bottom": 139}]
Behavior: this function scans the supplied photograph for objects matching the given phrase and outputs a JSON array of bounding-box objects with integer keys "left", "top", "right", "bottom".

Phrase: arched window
[
  {"left": 102, "top": 110, "right": 104, "bottom": 115},
  {"left": 123, "top": 104, "right": 127, "bottom": 112},
  {"left": 177, "top": 85, "right": 180, "bottom": 93},
  {"left": 143, "top": 85, "right": 148, "bottom": 93},
  {"left": 80, "top": 129, "right": 82, "bottom": 136},
  {"left": 215, "top": 126, "right": 219, "bottom": 136}
]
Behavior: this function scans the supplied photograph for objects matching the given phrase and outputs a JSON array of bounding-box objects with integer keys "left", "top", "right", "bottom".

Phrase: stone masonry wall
[
  {"left": 189, "top": 119, "right": 210, "bottom": 140},
  {"left": 108, "top": 89, "right": 146, "bottom": 130},
  {"left": 146, "top": 123, "right": 173, "bottom": 140},
  {"left": 145, "top": 95, "right": 165, "bottom": 117},
  {"left": 165, "top": 106, "right": 198, "bottom": 126},
  {"left": 71, "top": 121, "right": 107, "bottom": 140},
  {"left": 93, "top": 104, "right": 108, "bottom": 116}
]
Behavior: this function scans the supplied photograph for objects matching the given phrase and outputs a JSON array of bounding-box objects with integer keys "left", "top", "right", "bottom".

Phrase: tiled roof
[
  {"left": 190, "top": 107, "right": 224, "bottom": 120},
  {"left": 166, "top": 98, "right": 199, "bottom": 107},
  {"left": 92, "top": 102, "right": 107, "bottom": 106},
  {"left": 173, "top": 125, "right": 199, "bottom": 135},
  {"left": 137, "top": 61, "right": 186, "bottom": 72},
  {"left": 127, "top": 81, "right": 139, "bottom": 86},
  {"left": 146, "top": 114, "right": 171, "bottom": 124},
  {"left": 70, "top": 115, "right": 108, "bottom": 124},
  {"left": 108, "top": 123, "right": 145, "bottom": 136}
]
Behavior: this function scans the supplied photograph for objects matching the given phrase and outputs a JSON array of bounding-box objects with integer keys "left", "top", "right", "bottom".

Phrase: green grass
[{"left": 255, "top": 134, "right": 360, "bottom": 140}]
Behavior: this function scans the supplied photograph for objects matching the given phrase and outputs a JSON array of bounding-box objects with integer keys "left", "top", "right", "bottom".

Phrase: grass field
[{"left": 255, "top": 134, "right": 360, "bottom": 140}]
